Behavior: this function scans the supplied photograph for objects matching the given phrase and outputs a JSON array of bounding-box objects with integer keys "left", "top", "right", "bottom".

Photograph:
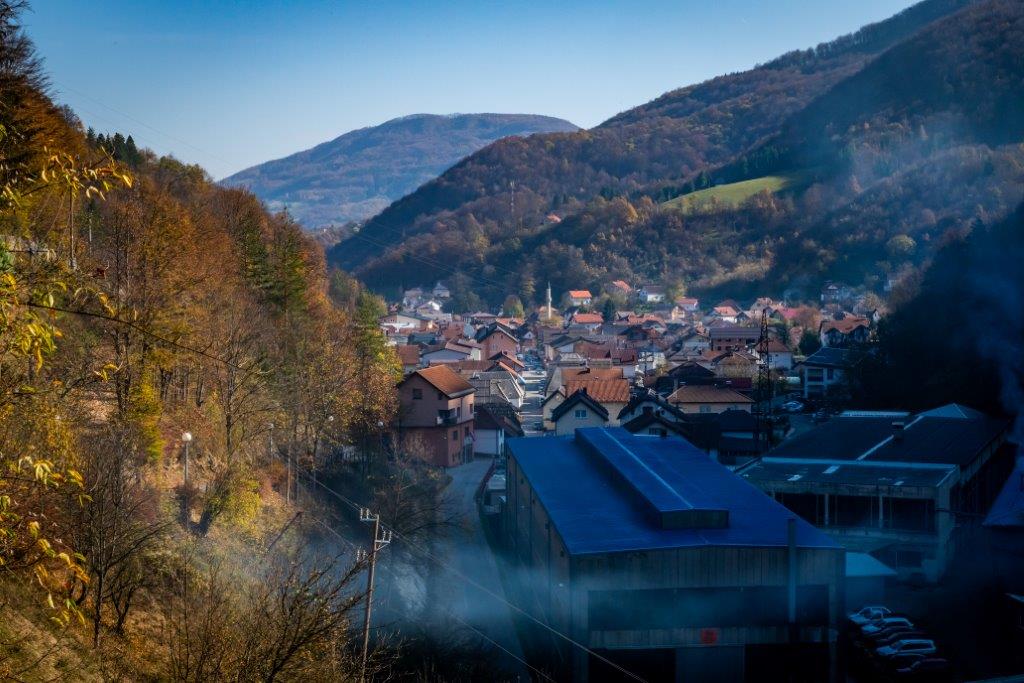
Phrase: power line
[
  {"left": 307, "top": 512, "right": 554, "bottom": 682},
  {"left": 349, "top": 219, "right": 532, "bottom": 284},
  {"left": 54, "top": 83, "right": 543, "bottom": 295},
  {"left": 24, "top": 301, "right": 256, "bottom": 371},
  {"left": 54, "top": 81, "right": 236, "bottom": 171},
  {"left": 346, "top": 231, "right": 513, "bottom": 294},
  {"left": 285, "top": 455, "right": 646, "bottom": 682}
]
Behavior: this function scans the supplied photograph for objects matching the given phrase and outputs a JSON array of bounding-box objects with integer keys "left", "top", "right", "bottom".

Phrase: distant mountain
[
  {"left": 330, "top": 0, "right": 986, "bottom": 303},
  {"left": 220, "top": 114, "right": 578, "bottom": 228}
]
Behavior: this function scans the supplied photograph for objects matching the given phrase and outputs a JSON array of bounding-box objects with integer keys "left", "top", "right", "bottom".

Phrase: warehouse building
[
  {"left": 738, "top": 404, "right": 1012, "bottom": 582},
  {"left": 505, "top": 428, "right": 845, "bottom": 682}
]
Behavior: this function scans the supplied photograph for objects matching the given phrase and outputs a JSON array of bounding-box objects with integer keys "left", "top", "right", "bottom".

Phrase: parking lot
[{"left": 845, "top": 606, "right": 952, "bottom": 681}]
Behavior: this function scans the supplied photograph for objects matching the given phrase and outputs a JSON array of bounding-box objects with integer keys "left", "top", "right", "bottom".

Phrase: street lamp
[
  {"left": 181, "top": 431, "right": 193, "bottom": 528},
  {"left": 181, "top": 432, "right": 193, "bottom": 488}
]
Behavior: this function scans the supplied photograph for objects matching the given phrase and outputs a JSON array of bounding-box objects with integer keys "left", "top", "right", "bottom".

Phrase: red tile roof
[
  {"left": 447, "top": 360, "right": 494, "bottom": 373},
  {"left": 572, "top": 312, "right": 604, "bottom": 325},
  {"left": 409, "top": 364, "right": 474, "bottom": 398},
  {"left": 561, "top": 367, "right": 624, "bottom": 382},
  {"left": 820, "top": 317, "right": 871, "bottom": 334},
  {"left": 395, "top": 344, "right": 420, "bottom": 366},
  {"left": 668, "top": 385, "right": 753, "bottom": 404},
  {"left": 564, "top": 378, "right": 631, "bottom": 404},
  {"left": 568, "top": 290, "right": 593, "bottom": 299},
  {"left": 489, "top": 351, "right": 525, "bottom": 368}
]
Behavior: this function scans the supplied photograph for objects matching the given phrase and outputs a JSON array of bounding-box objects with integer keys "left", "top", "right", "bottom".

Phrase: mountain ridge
[
  {"left": 331, "top": 0, "right": 987, "bottom": 304},
  {"left": 221, "top": 113, "right": 578, "bottom": 228}
]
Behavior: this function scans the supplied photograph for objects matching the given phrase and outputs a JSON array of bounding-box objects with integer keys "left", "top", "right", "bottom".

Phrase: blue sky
[{"left": 28, "top": 0, "right": 918, "bottom": 179}]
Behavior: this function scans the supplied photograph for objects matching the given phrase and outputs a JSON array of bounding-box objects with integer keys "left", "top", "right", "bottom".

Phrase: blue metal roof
[
  {"left": 508, "top": 428, "right": 840, "bottom": 556},
  {"left": 846, "top": 552, "right": 897, "bottom": 578}
]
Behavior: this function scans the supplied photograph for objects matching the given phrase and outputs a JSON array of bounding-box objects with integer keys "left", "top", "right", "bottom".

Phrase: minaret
[{"left": 546, "top": 282, "right": 552, "bottom": 320}]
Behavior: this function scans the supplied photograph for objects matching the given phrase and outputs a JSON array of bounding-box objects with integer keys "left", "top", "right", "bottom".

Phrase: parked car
[
  {"left": 782, "top": 400, "right": 804, "bottom": 413},
  {"left": 881, "top": 652, "right": 926, "bottom": 671},
  {"left": 862, "top": 625, "right": 922, "bottom": 646},
  {"left": 862, "top": 617, "right": 914, "bottom": 636},
  {"left": 848, "top": 606, "right": 893, "bottom": 627},
  {"left": 870, "top": 631, "right": 928, "bottom": 648},
  {"left": 894, "top": 657, "right": 950, "bottom": 678},
  {"left": 876, "top": 640, "right": 937, "bottom": 659}
]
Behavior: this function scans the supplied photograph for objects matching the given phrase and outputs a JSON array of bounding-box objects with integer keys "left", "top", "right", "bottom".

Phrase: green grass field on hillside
[{"left": 662, "top": 173, "right": 802, "bottom": 213}]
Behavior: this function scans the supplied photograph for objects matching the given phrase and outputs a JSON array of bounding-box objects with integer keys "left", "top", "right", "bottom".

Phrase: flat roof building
[
  {"left": 738, "top": 404, "right": 1013, "bottom": 582},
  {"left": 505, "top": 428, "right": 845, "bottom": 681}
]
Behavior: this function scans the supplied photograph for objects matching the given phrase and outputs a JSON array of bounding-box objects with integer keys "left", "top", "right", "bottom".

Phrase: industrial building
[
  {"left": 504, "top": 428, "right": 845, "bottom": 682},
  {"left": 738, "top": 404, "right": 1013, "bottom": 582}
]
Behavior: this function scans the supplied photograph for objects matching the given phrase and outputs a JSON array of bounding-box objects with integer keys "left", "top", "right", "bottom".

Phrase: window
[
  {"left": 452, "top": 430, "right": 458, "bottom": 441},
  {"left": 699, "top": 405, "right": 711, "bottom": 413},
  {"left": 574, "top": 409, "right": 587, "bottom": 419},
  {"left": 826, "top": 368, "right": 835, "bottom": 380},
  {"left": 456, "top": 406, "right": 461, "bottom": 418},
  {"left": 412, "top": 388, "right": 422, "bottom": 400}
]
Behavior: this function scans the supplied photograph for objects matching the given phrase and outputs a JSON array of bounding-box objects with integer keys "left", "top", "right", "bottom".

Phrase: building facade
[
  {"left": 396, "top": 365, "right": 476, "bottom": 467},
  {"left": 739, "top": 405, "right": 1013, "bottom": 582},
  {"left": 505, "top": 429, "right": 845, "bottom": 682}
]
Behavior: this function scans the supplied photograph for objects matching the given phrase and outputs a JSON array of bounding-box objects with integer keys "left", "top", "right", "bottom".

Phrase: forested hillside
[
  {"left": 849, "top": 200, "right": 1024, "bottom": 418},
  {"left": 0, "top": 3, "right": 409, "bottom": 677},
  {"left": 330, "top": 0, "right": 981, "bottom": 303},
  {"left": 221, "top": 113, "right": 577, "bottom": 230}
]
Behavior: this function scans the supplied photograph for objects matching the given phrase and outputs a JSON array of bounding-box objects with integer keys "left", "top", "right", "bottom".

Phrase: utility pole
[
  {"left": 755, "top": 307, "right": 774, "bottom": 451},
  {"left": 268, "top": 422, "right": 275, "bottom": 469},
  {"left": 286, "top": 447, "right": 293, "bottom": 504},
  {"left": 358, "top": 508, "right": 392, "bottom": 682}
]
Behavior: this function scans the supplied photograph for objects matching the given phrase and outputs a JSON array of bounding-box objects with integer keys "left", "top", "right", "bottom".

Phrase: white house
[
  {"left": 550, "top": 390, "right": 609, "bottom": 436},
  {"left": 801, "top": 347, "right": 863, "bottom": 399},
  {"left": 567, "top": 289, "right": 593, "bottom": 307},
  {"left": 638, "top": 285, "right": 666, "bottom": 304},
  {"left": 474, "top": 405, "right": 522, "bottom": 456}
]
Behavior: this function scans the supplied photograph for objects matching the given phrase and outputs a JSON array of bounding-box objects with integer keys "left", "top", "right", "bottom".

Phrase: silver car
[{"left": 876, "top": 639, "right": 936, "bottom": 658}]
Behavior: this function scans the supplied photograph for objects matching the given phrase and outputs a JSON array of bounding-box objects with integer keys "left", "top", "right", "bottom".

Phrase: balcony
[{"left": 436, "top": 413, "right": 458, "bottom": 426}]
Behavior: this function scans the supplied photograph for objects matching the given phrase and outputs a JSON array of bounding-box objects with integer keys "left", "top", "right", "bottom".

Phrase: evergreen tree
[
  {"left": 125, "top": 134, "right": 140, "bottom": 166},
  {"left": 602, "top": 297, "right": 616, "bottom": 322}
]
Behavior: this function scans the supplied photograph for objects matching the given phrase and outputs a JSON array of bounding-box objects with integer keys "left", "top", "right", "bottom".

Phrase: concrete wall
[{"left": 475, "top": 427, "right": 504, "bottom": 457}]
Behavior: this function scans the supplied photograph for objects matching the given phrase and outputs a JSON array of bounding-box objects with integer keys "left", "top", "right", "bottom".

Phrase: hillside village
[
  {"left": 379, "top": 276, "right": 1024, "bottom": 680},
  {"left": 4, "top": 0, "right": 1024, "bottom": 681}
]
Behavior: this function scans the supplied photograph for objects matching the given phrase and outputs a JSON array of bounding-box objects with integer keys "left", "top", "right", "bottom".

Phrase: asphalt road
[
  {"left": 439, "top": 458, "right": 530, "bottom": 679},
  {"left": 519, "top": 369, "right": 547, "bottom": 436}
]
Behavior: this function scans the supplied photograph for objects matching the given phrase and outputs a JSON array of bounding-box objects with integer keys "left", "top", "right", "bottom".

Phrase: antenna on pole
[{"left": 509, "top": 179, "right": 516, "bottom": 220}]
